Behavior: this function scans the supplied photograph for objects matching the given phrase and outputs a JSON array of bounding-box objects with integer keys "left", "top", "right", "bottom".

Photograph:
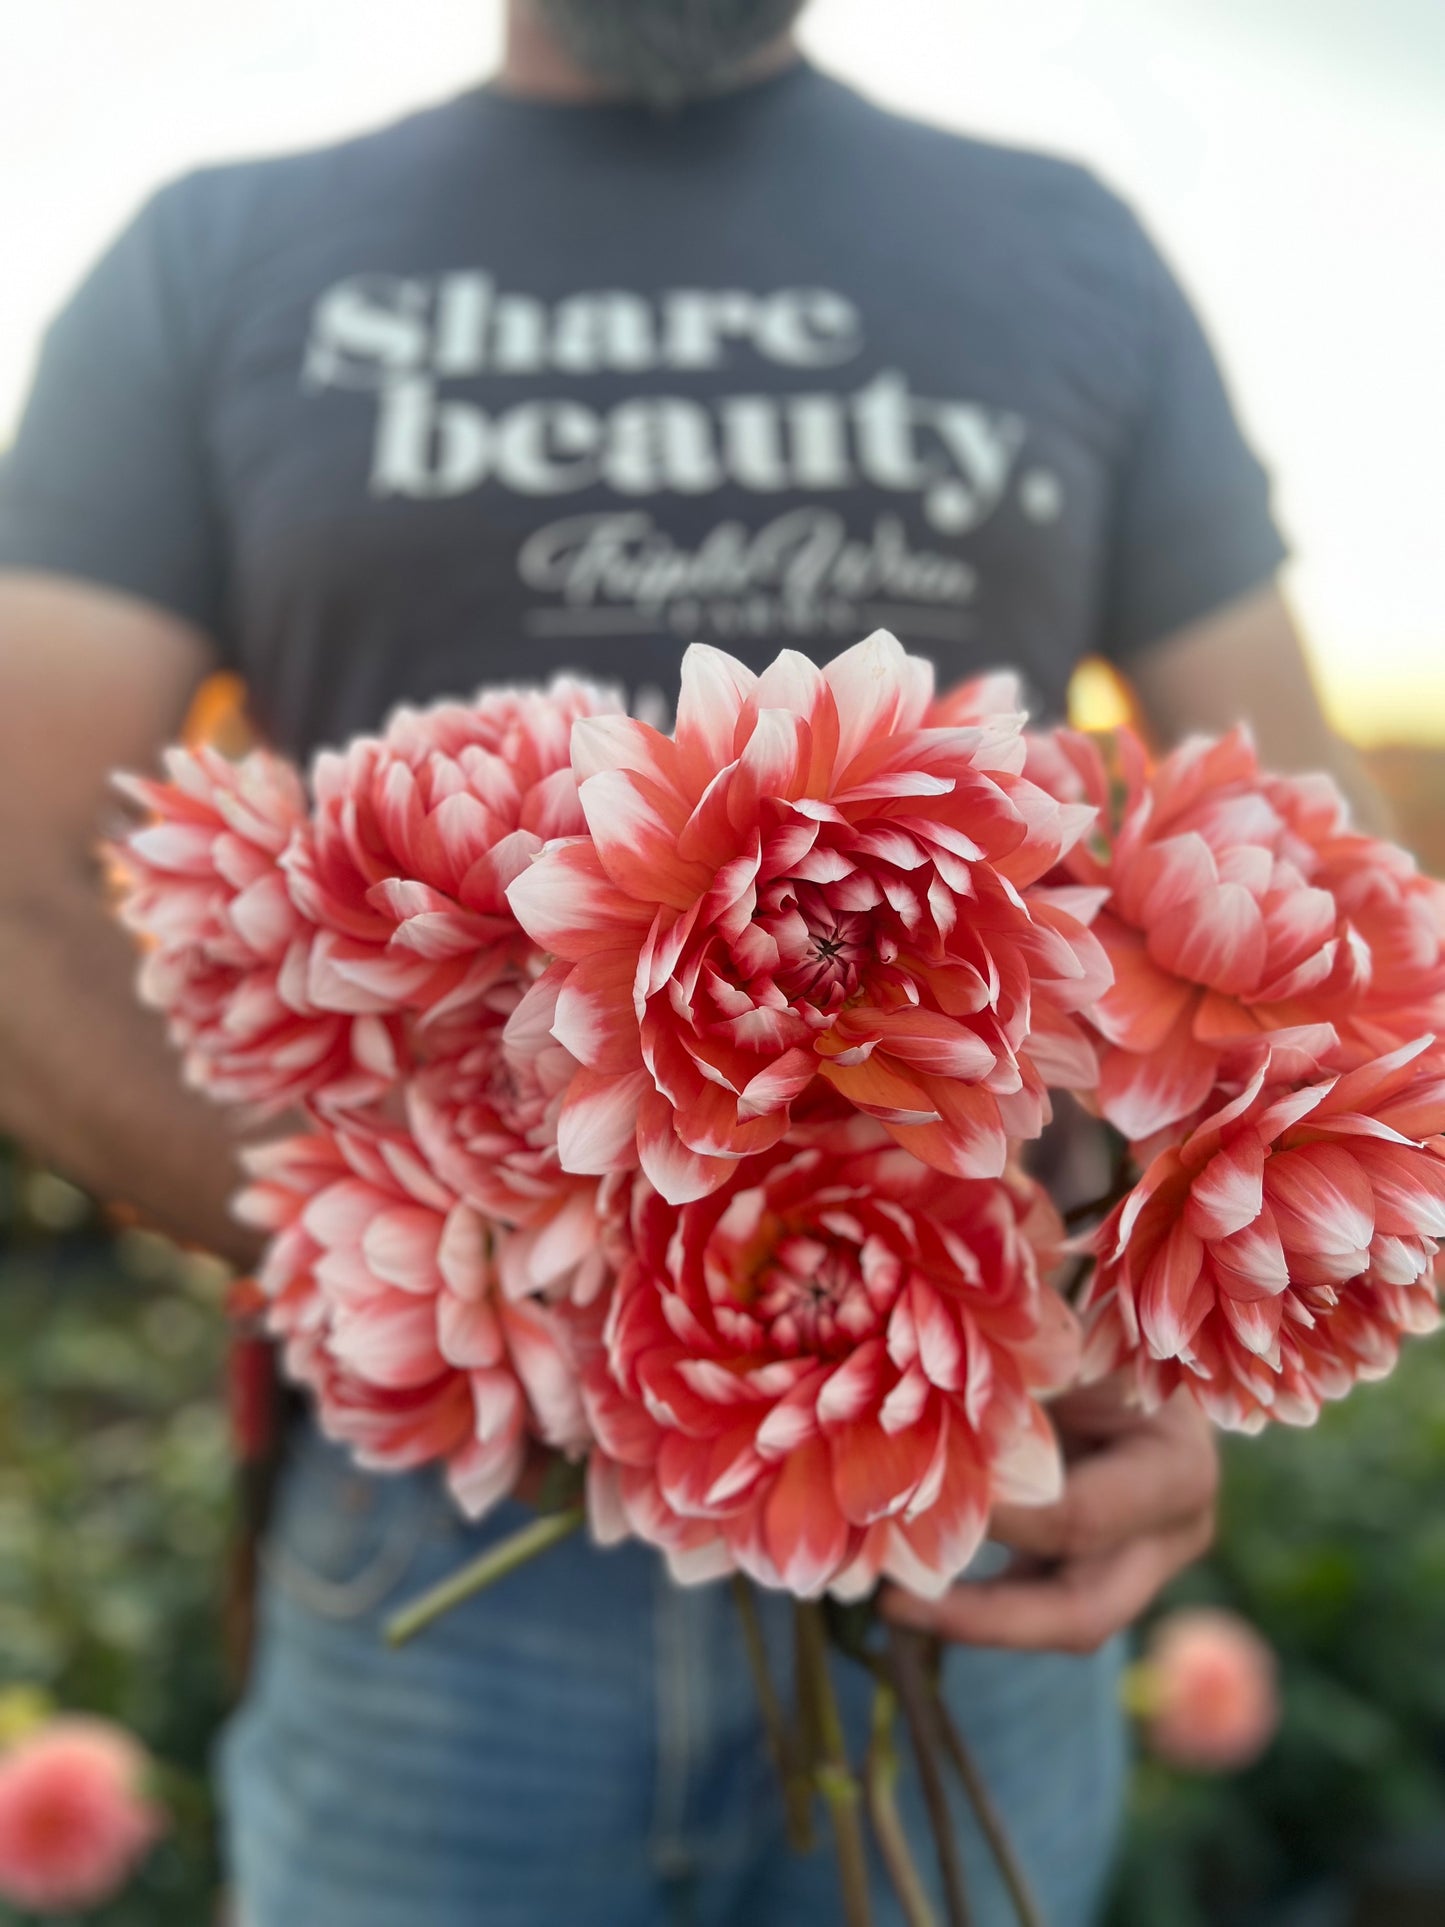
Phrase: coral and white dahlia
[
  {"left": 114, "top": 746, "right": 397, "bottom": 1115},
  {"left": 583, "top": 1117, "right": 1079, "bottom": 1598},
  {"left": 1081, "top": 1033, "right": 1445, "bottom": 1431},
  {"left": 236, "top": 1124, "right": 589, "bottom": 1517},
  {"left": 509, "top": 634, "right": 1110, "bottom": 1205},
  {"left": 281, "top": 677, "right": 622, "bottom": 1037},
  {"left": 408, "top": 968, "right": 608, "bottom": 1305},
  {"left": 1028, "top": 725, "right": 1445, "bottom": 1142}
]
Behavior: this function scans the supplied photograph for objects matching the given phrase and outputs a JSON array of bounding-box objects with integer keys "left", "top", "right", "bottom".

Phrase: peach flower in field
[
  {"left": 237, "top": 1123, "right": 589, "bottom": 1518},
  {"left": 408, "top": 969, "right": 608, "bottom": 1305},
  {"left": 584, "top": 1116, "right": 1079, "bottom": 1598},
  {"left": 1081, "top": 1033, "right": 1445, "bottom": 1431},
  {"left": 1028, "top": 725, "right": 1445, "bottom": 1142},
  {"left": 0, "top": 1717, "right": 164, "bottom": 1914},
  {"left": 1139, "top": 1608, "right": 1280, "bottom": 1772},
  {"left": 282, "top": 678, "right": 622, "bottom": 1037},
  {"left": 114, "top": 745, "right": 398, "bottom": 1116},
  {"left": 508, "top": 634, "right": 1109, "bottom": 1206}
]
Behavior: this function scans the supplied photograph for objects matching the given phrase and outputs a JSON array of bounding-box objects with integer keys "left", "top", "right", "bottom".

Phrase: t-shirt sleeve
[
  {"left": 0, "top": 178, "right": 231, "bottom": 651},
  {"left": 1096, "top": 211, "right": 1288, "bottom": 663}
]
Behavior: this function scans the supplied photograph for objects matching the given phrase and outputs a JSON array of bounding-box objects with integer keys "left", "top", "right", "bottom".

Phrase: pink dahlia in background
[
  {"left": 237, "top": 1123, "right": 589, "bottom": 1517},
  {"left": 584, "top": 1116, "right": 1079, "bottom": 1597},
  {"left": 409, "top": 970, "right": 608, "bottom": 1305},
  {"left": 1028, "top": 725, "right": 1445, "bottom": 1142},
  {"left": 1140, "top": 1607, "right": 1279, "bottom": 1772},
  {"left": 114, "top": 746, "right": 397, "bottom": 1115},
  {"left": 283, "top": 678, "right": 622, "bottom": 1042},
  {"left": 1081, "top": 1033, "right": 1445, "bottom": 1431},
  {"left": 509, "top": 633, "right": 1109, "bottom": 1205},
  {"left": 0, "top": 1717, "right": 164, "bottom": 1914}
]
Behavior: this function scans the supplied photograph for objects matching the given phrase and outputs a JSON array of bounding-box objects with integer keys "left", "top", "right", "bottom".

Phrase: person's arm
[
  {"left": 1128, "top": 581, "right": 1391, "bottom": 834},
  {"left": 0, "top": 573, "right": 260, "bottom": 1264}
]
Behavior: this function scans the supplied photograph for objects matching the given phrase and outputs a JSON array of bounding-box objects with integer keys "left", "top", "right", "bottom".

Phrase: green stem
[
  {"left": 795, "top": 1599, "right": 874, "bottom": 1927},
  {"left": 731, "top": 1576, "right": 815, "bottom": 1853},
  {"left": 865, "top": 1675, "right": 941, "bottom": 1927},
  {"left": 886, "top": 1628, "right": 973, "bottom": 1927},
  {"left": 384, "top": 1508, "right": 584, "bottom": 1648},
  {"left": 932, "top": 1686, "right": 1046, "bottom": 1927}
]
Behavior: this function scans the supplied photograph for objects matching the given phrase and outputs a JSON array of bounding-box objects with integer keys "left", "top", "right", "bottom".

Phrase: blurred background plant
[{"left": 0, "top": 1139, "right": 230, "bottom": 1925}]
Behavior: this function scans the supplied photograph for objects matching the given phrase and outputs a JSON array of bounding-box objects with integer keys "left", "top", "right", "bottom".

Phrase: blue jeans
[{"left": 219, "top": 1427, "right": 1128, "bottom": 1925}]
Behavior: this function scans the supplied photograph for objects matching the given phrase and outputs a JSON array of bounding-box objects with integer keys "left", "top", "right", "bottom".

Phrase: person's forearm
[{"left": 0, "top": 875, "right": 262, "bottom": 1266}]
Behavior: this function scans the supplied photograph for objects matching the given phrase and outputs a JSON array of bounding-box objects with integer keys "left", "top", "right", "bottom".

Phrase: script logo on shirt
[{"left": 301, "top": 271, "right": 1063, "bottom": 642}]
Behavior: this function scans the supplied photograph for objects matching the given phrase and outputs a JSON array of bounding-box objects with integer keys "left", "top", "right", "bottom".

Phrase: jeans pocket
[{"left": 260, "top": 1429, "right": 440, "bottom": 1623}]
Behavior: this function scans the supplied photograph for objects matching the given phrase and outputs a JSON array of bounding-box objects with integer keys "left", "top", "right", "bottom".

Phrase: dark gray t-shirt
[{"left": 0, "top": 63, "right": 1285, "bottom": 759}]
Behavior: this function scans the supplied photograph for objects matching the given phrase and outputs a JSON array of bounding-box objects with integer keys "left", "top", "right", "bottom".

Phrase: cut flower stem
[
  {"left": 865, "top": 1674, "right": 941, "bottom": 1927},
  {"left": 731, "top": 1577, "right": 816, "bottom": 1853},
  {"left": 795, "top": 1599, "right": 874, "bottom": 1927},
  {"left": 384, "top": 1507, "right": 584, "bottom": 1647}
]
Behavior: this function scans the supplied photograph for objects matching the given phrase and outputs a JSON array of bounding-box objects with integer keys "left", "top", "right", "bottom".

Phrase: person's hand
[{"left": 880, "top": 1377, "right": 1218, "bottom": 1654}]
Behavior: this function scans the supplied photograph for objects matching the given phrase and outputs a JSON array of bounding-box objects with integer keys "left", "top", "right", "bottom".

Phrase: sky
[{"left": 4, "top": 0, "right": 1442, "bottom": 742}]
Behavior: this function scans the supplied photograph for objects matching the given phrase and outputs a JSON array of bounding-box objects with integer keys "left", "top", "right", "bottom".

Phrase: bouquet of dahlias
[{"left": 114, "top": 634, "right": 1445, "bottom": 1927}]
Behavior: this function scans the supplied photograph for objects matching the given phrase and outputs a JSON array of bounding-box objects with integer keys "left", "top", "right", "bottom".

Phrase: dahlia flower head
[
  {"left": 1139, "top": 1608, "right": 1280, "bottom": 1774},
  {"left": 508, "top": 633, "right": 1111, "bottom": 1207},
  {"left": 1082, "top": 1030, "right": 1445, "bottom": 1431},
  {"left": 0, "top": 1717, "right": 163, "bottom": 1915},
  {"left": 583, "top": 1111, "right": 1080, "bottom": 1599},
  {"left": 114, "top": 745, "right": 397, "bottom": 1114},
  {"left": 236, "top": 1122, "right": 589, "bottom": 1518},
  {"left": 114, "top": 677, "right": 622, "bottom": 1118},
  {"left": 1027, "top": 724, "right": 1445, "bottom": 1144}
]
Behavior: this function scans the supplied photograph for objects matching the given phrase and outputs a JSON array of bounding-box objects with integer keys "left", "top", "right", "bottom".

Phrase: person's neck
[{"left": 498, "top": 2, "right": 802, "bottom": 103}]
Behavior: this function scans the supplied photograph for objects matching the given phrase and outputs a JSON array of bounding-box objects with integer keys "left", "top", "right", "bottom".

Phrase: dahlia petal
[
  {"left": 829, "top": 1410, "right": 939, "bottom": 1525},
  {"left": 911, "top": 1279, "right": 964, "bottom": 1390},
  {"left": 361, "top": 1207, "right": 444, "bottom": 1292},
  {"left": 1091, "top": 927, "right": 1196, "bottom": 1052},
  {"left": 552, "top": 950, "right": 643, "bottom": 1072},
  {"left": 581, "top": 769, "right": 704, "bottom": 908},
  {"left": 446, "top": 1405, "right": 525, "bottom": 1519},
  {"left": 989, "top": 1400, "right": 1064, "bottom": 1506},
  {"left": 658, "top": 1424, "right": 767, "bottom": 1514},
  {"left": 1219, "top": 1290, "right": 1283, "bottom": 1358},
  {"left": 825, "top": 630, "right": 935, "bottom": 782},
  {"left": 637, "top": 1087, "right": 731, "bottom": 1205},
  {"left": 674, "top": 644, "right": 757, "bottom": 782},
  {"left": 555, "top": 1067, "right": 652, "bottom": 1175},
  {"left": 1150, "top": 882, "right": 1268, "bottom": 998},
  {"left": 736, "top": 1048, "right": 817, "bottom": 1121},
  {"left": 883, "top": 1422, "right": 988, "bottom": 1598},
  {"left": 861, "top": 1007, "right": 997, "bottom": 1081},
  {"left": 762, "top": 1435, "right": 852, "bottom": 1597},
  {"left": 1097, "top": 1021, "right": 1220, "bottom": 1140},
  {"left": 506, "top": 838, "right": 654, "bottom": 958},
  {"left": 503, "top": 1300, "right": 588, "bottom": 1450},
  {"left": 1264, "top": 1144, "right": 1375, "bottom": 1259},
  {"left": 329, "top": 1293, "right": 445, "bottom": 1389},
  {"left": 816, "top": 1338, "right": 888, "bottom": 1427},
  {"left": 1186, "top": 1138, "right": 1267, "bottom": 1240},
  {"left": 1137, "top": 1219, "right": 1208, "bottom": 1357},
  {"left": 437, "top": 1289, "right": 505, "bottom": 1369}
]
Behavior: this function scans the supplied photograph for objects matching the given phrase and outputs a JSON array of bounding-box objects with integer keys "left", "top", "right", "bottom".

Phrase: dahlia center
[
  {"left": 760, "top": 881, "right": 876, "bottom": 1009},
  {"left": 748, "top": 1227, "right": 878, "bottom": 1357}
]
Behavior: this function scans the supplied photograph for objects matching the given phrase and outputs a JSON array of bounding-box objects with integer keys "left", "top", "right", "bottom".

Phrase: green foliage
[
  {"left": 1109, "top": 1330, "right": 1445, "bottom": 1925},
  {"left": 0, "top": 1146, "right": 232, "bottom": 1925}
]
